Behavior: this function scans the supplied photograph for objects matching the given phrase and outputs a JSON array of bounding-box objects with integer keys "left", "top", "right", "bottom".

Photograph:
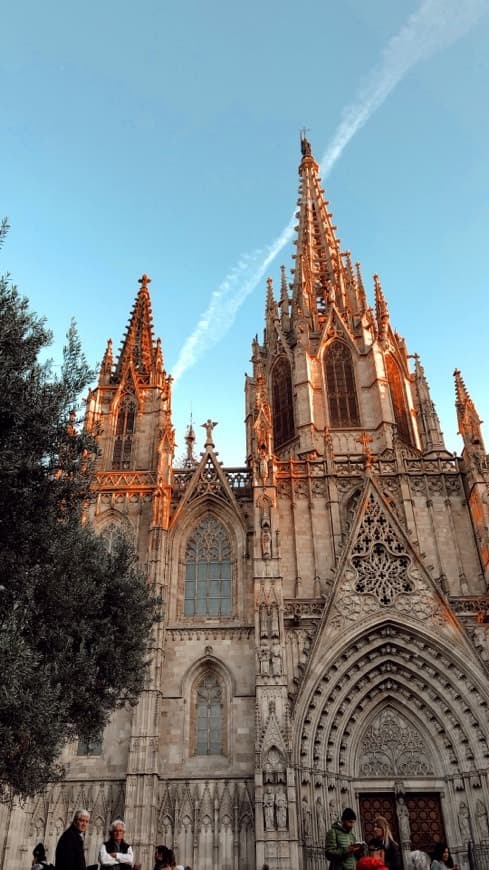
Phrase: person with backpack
[{"left": 32, "top": 843, "right": 54, "bottom": 870}]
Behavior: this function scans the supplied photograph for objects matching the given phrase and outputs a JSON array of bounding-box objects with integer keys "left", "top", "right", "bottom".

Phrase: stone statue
[
  {"left": 261, "top": 522, "right": 272, "bottom": 559},
  {"left": 271, "top": 643, "right": 282, "bottom": 676},
  {"left": 459, "top": 801, "right": 471, "bottom": 842},
  {"left": 271, "top": 604, "right": 280, "bottom": 638},
  {"left": 275, "top": 788, "right": 287, "bottom": 829},
  {"left": 259, "top": 644, "right": 271, "bottom": 676},
  {"left": 476, "top": 800, "right": 489, "bottom": 839},
  {"left": 317, "top": 799, "right": 326, "bottom": 841},
  {"left": 263, "top": 788, "right": 275, "bottom": 831},
  {"left": 397, "top": 796, "right": 411, "bottom": 844},
  {"left": 303, "top": 798, "right": 312, "bottom": 839}
]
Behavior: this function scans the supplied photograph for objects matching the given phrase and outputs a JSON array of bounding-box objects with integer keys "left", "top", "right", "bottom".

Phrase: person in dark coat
[{"left": 55, "top": 809, "right": 90, "bottom": 870}]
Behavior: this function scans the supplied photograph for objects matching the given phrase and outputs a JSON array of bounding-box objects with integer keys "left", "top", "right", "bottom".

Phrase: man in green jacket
[{"left": 325, "top": 808, "right": 363, "bottom": 870}]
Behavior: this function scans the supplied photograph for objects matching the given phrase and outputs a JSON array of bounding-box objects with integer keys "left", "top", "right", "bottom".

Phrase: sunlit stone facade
[{"left": 2, "top": 139, "right": 489, "bottom": 870}]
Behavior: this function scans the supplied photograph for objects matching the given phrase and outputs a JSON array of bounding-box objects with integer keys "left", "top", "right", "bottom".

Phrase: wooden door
[
  {"left": 358, "top": 792, "right": 445, "bottom": 854},
  {"left": 406, "top": 793, "right": 446, "bottom": 852},
  {"left": 359, "top": 793, "right": 400, "bottom": 844}
]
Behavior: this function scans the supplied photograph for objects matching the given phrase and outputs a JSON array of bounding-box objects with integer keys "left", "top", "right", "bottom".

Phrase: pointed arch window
[
  {"left": 184, "top": 515, "right": 232, "bottom": 617},
  {"left": 112, "top": 395, "right": 137, "bottom": 469},
  {"left": 271, "top": 357, "right": 295, "bottom": 449},
  {"left": 385, "top": 355, "right": 412, "bottom": 445},
  {"left": 194, "top": 671, "right": 224, "bottom": 755},
  {"left": 325, "top": 340, "right": 360, "bottom": 427}
]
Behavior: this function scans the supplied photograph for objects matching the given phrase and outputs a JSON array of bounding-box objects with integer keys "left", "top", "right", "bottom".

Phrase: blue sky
[{"left": 2, "top": 0, "right": 489, "bottom": 466}]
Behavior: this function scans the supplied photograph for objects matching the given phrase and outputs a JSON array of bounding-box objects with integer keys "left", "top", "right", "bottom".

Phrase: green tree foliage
[{"left": 0, "top": 235, "right": 156, "bottom": 800}]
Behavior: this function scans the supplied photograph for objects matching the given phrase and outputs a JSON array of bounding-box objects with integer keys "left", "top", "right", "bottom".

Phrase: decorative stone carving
[
  {"left": 476, "top": 800, "right": 489, "bottom": 839},
  {"left": 275, "top": 787, "right": 288, "bottom": 830},
  {"left": 459, "top": 801, "right": 471, "bottom": 842},
  {"left": 271, "top": 643, "right": 282, "bottom": 676},
  {"left": 359, "top": 709, "right": 432, "bottom": 776},
  {"left": 351, "top": 494, "right": 414, "bottom": 605},
  {"left": 316, "top": 798, "right": 326, "bottom": 842},
  {"left": 261, "top": 521, "right": 272, "bottom": 559},
  {"left": 259, "top": 643, "right": 271, "bottom": 676},
  {"left": 263, "top": 787, "right": 275, "bottom": 830},
  {"left": 302, "top": 797, "right": 312, "bottom": 840},
  {"left": 396, "top": 796, "right": 411, "bottom": 845}
]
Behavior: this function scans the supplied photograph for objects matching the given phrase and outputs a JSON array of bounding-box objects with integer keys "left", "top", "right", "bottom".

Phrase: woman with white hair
[{"left": 99, "top": 820, "right": 135, "bottom": 869}]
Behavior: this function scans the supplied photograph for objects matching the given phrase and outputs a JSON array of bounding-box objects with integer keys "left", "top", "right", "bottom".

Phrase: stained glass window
[
  {"left": 184, "top": 515, "right": 232, "bottom": 617},
  {"left": 272, "top": 357, "right": 295, "bottom": 449},
  {"left": 112, "top": 395, "right": 137, "bottom": 469},
  {"left": 195, "top": 672, "right": 223, "bottom": 755},
  {"left": 325, "top": 340, "right": 360, "bottom": 427}
]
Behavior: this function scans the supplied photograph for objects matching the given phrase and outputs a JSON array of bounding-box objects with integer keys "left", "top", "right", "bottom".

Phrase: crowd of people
[
  {"left": 324, "top": 807, "right": 459, "bottom": 870},
  {"left": 33, "top": 805, "right": 459, "bottom": 870},
  {"left": 34, "top": 810, "right": 191, "bottom": 870}
]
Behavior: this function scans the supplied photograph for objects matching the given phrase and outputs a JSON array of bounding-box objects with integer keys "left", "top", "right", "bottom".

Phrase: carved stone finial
[
  {"left": 201, "top": 418, "right": 218, "bottom": 448},
  {"left": 300, "top": 129, "right": 312, "bottom": 157},
  {"left": 138, "top": 273, "right": 152, "bottom": 290},
  {"left": 356, "top": 430, "right": 374, "bottom": 469}
]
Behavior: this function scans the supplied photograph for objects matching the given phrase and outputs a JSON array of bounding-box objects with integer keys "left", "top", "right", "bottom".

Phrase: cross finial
[
  {"left": 202, "top": 418, "right": 218, "bottom": 448},
  {"left": 138, "top": 273, "right": 152, "bottom": 290},
  {"left": 356, "top": 431, "right": 374, "bottom": 470}
]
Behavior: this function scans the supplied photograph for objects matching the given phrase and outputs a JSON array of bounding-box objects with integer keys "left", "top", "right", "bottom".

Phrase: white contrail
[{"left": 172, "top": 0, "right": 487, "bottom": 384}]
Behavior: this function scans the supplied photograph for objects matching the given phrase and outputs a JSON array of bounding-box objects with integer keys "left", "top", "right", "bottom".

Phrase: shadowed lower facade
[{"left": 2, "top": 138, "right": 489, "bottom": 870}]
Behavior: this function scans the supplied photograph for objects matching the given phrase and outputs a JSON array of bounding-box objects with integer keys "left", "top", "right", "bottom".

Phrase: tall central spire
[
  {"left": 114, "top": 273, "right": 160, "bottom": 383},
  {"left": 292, "top": 134, "right": 347, "bottom": 329}
]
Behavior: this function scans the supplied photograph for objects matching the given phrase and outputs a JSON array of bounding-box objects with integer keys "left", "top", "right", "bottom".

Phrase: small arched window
[
  {"left": 184, "top": 515, "right": 232, "bottom": 617},
  {"left": 325, "top": 340, "right": 360, "bottom": 427},
  {"left": 271, "top": 357, "right": 295, "bottom": 449},
  {"left": 112, "top": 395, "right": 137, "bottom": 469},
  {"left": 385, "top": 355, "right": 412, "bottom": 445},
  {"left": 194, "top": 671, "right": 224, "bottom": 755}
]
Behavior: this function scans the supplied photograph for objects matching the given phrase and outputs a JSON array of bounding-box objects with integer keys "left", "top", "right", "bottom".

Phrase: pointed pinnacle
[
  {"left": 453, "top": 368, "right": 469, "bottom": 406},
  {"left": 374, "top": 273, "right": 389, "bottom": 338},
  {"left": 280, "top": 265, "right": 288, "bottom": 303},
  {"left": 138, "top": 273, "right": 152, "bottom": 291}
]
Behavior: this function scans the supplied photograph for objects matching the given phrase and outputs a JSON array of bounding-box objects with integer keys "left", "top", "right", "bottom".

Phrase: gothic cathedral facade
[{"left": 2, "top": 138, "right": 489, "bottom": 870}]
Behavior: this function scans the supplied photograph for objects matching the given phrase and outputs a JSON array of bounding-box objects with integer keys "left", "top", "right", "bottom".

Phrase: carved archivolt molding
[{"left": 295, "top": 624, "right": 489, "bottom": 776}]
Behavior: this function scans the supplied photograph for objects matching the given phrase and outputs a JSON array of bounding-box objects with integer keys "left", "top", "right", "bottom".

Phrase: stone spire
[
  {"left": 114, "top": 274, "right": 162, "bottom": 384},
  {"left": 98, "top": 338, "right": 114, "bottom": 385},
  {"left": 413, "top": 355, "right": 445, "bottom": 451},
  {"left": 374, "top": 274, "right": 390, "bottom": 342},
  {"left": 279, "top": 265, "right": 291, "bottom": 332},
  {"left": 291, "top": 134, "right": 347, "bottom": 330},
  {"left": 182, "top": 415, "right": 197, "bottom": 469},
  {"left": 454, "top": 369, "right": 486, "bottom": 458}
]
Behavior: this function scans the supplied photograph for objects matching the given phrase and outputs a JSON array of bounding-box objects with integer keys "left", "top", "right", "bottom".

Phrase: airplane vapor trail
[{"left": 172, "top": 0, "right": 487, "bottom": 384}]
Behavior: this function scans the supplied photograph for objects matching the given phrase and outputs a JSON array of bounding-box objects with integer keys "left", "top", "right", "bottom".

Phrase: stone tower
[{"left": 2, "top": 139, "right": 489, "bottom": 870}]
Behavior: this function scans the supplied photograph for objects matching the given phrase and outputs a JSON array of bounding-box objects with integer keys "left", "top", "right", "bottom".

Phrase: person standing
[
  {"left": 325, "top": 808, "right": 363, "bottom": 870},
  {"left": 368, "top": 816, "right": 401, "bottom": 870},
  {"left": 99, "top": 820, "right": 136, "bottom": 869},
  {"left": 32, "top": 843, "right": 52, "bottom": 870},
  {"left": 430, "top": 844, "right": 459, "bottom": 870},
  {"left": 55, "top": 810, "right": 90, "bottom": 870}
]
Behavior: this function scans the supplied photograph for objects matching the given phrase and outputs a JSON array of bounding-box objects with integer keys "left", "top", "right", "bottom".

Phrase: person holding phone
[{"left": 325, "top": 808, "right": 364, "bottom": 870}]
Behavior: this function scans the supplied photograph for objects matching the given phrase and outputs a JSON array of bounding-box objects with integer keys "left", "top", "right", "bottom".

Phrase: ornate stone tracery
[
  {"left": 351, "top": 494, "right": 414, "bottom": 605},
  {"left": 358, "top": 707, "right": 433, "bottom": 776}
]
